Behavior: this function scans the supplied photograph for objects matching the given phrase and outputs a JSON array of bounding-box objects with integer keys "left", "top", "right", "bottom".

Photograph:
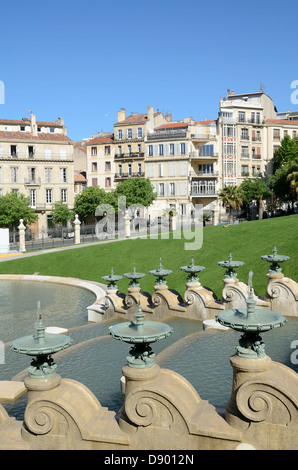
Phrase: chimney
[
  {"left": 30, "top": 112, "right": 37, "bottom": 136},
  {"left": 147, "top": 106, "right": 154, "bottom": 122},
  {"left": 118, "top": 108, "right": 125, "bottom": 122},
  {"left": 166, "top": 113, "right": 172, "bottom": 122}
]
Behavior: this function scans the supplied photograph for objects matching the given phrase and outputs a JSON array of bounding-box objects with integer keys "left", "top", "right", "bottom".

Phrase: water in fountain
[{"left": 1, "top": 281, "right": 297, "bottom": 421}]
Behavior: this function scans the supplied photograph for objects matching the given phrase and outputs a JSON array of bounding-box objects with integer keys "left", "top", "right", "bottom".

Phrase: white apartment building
[
  {"left": 218, "top": 90, "right": 277, "bottom": 186},
  {"left": 0, "top": 113, "right": 74, "bottom": 234}
]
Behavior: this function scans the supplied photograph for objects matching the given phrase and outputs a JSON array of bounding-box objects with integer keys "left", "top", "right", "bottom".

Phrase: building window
[
  {"left": 241, "top": 146, "right": 249, "bottom": 158},
  {"left": 127, "top": 145, "right": 132, "bottom": 155},
  {"left": 127, "top": 128, "right": 132, "bottom": 139},
  {"left": 137, "top": 128, "right": 142, "bottom": 138},
  {"left": 10, "top": 145, "right": 17, "bottom": 157},
  {"left": 117, "top": 146, "right": 122, "bottom": 156},
  {"left": 159, "top": 183, "right": 164, "bottom": 196},
  {"left": 105, "top": 161, "right": 111, "bottom": 171},
  {"left": 159, "top": 144, "right": 164, "bottom": 156},
  {"left": 241, "top": 128, "right": 249, "bottom": 140},
  {"left": 30, "top": 189, "right": 36, "bottom": 208},
  {"left": 170, "top": 183, "right": 175, "bottom": 195},
  {"left": 105, "top": 177, "right": 111, "bottom": 187},
  {"left": 256, "top": 112, "right": 260, "bottom": 124},
  {"left": 92, "top": 178, "right": 98, "bottom": 186},
  {"left": 241, "top": 165, "right": 249, "bottom": 176},
  {"left": 202, "top": 144, "right": 214, "bottom": 156},
  {"left": 158, "top": 163, "right": 163, "bottom": 177},
  {"left": 92, "top": 162, "right": 97, "bottom": 172},
  {"left": 180, "top": 203, "right": 186, "bottom": 215},
  {"left": 50, "top": 128, "right": 55, "bottom": 133},
  {"left": 105, "top": 146, "right": 110, "bottom": 155},
  {"left": 46, "top": 189, "right": 53, "bottom": 204},
  {"left": 273, "top": 129, "right": 280, "bottom": 140},
  {"left": 60, "top": 168, "right": 67, "bottom": 182},
  {"left": 137, "top": 144, "right": 141, "bottom": 154},
  {"left": 91, "top": 147, "right": 97, "bottom": 156},
  {"left": 20, "top": 126, "right": 25, "bottom": 131},
  {"left": 45, "top": 168, "right": 52, "bottom": 183},
  {"left": 10, "top": 167, "right": 18, "bottom": 183},
  {"left": 148, "top": 145, "right": 153, "bottom": 157},
  {"left": 118, "top": 129, "right": 123, "bottom": 140},
  {"left": 170, "top": 144, "right": 175, "bottom": 155},
  {"left": 128, "top": 164, "right": 132, "bottom": 176},
  {"left": 28, "top": 167, "right": 36, "bottom": 183},
  {"left": 61, "top": 189, "right": 67, "bottom": 202},
  {"left": 138, "top": 163, "right": 142, "bottom": 175},
  {"left": 238, "top": 111, "right": 245, "bottom": 123},
  {"left": 118, "top": 164, "right": 122, "bottom": 176},
  {"left": 180, "top": 143, "right": 186, "bottom": 155}
]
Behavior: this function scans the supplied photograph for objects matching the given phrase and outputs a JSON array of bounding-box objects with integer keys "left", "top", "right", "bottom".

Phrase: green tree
[
  {"left": 74, "top": 186, "right": 117, "bottom": 223},
  {"left": 218, "top": 185, "right": 244, "bottom": 224},
  {"left": 115, "top": 178, "right": 157, "bottom": 212},
  {"left": 240, "top": 177, "right": 271, "bottom": 219},
  {"left": 51, "top": 201, "right": 74, "bottom": 226},
  {"left": 0, "top": 192, "right": 37, "bottom": 229},
  {"left": 270, "top": 160, "right": 298, "bottom": 210},
  {"left": 274, "top": 135, "right": 298, "bottom": 169}
]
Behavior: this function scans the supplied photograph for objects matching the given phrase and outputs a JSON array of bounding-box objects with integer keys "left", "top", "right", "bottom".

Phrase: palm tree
[
  {"left": 218, "top": 185, "right": 244, "bottom": 224},
  {"left": 286, "top": 163, "right": 298, "bottom": 199}
]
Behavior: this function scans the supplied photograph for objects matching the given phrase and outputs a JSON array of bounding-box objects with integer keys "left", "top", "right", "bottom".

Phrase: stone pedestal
[
  {"left": 151, "top": 284, "right": 185, "bottom": 319},
  {"left": 226, "top": 354, "right": 298, "bottom": 450},
  {"left": 265, "top": 272, "right": 298, "bottom": 317},
  {"left": 18, "top": 219, "right": 26, "bottom": 253},
  {"left": 184, "top": 281, "right": 224, "bottom": 320},
  {"left": 222, "top": 277, "right": 269, "bottom": 310},
  {"left": 73, "top": 214, "right": 81, "bottom": 245}
]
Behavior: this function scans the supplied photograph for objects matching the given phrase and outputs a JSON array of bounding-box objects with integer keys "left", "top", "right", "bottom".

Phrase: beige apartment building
[
  {"left": 86, "top": 107, "right": 169, "bottom": 193},
  {"left": 0, "top": 113, "right": 74, "bottom": 234},
  {"left": 144, "top": 118, "right": 220, "bottom": 220}
]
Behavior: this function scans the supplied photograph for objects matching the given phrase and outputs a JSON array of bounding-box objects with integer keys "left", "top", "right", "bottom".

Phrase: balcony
[
  {"left": 0, "top": 153, "right": 73, "bottom": 162},
  {"left": 190, "top": 183, "right": 217, "bottom": 197},
  {"left": 114, "top": 152, "right": 144, "bottom": 159},
  {"left": 190, "top": 151, "right": 218, "bottom": 159},
  {"left": 190, "top": 170, "right": 219, "bottom": 178},
  {"left": 146, "top": 130, "right": 187, "bottom": 141},
  {"left": 24, "top": 177, "right": 41, "bottom": 185},
  {"left": 190, "top": 133, "right": 216, "bottom": 142},
  {"left": 114, "top": 172, "right": 145, "bottom": 180}
]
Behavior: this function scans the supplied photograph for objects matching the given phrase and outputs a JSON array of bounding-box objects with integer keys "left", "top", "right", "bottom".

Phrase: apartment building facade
[
  {"left": 144, "top": 118, "right": 220, "bottom": 219},
  {"left": 218, "top": 90, "right": 277, "bottom": 186},
  {"left": 0, "top": 113, "right": 74, "bottom": 234},
  {"left": 85, "top": 91, "right": 298, "bottom": 223},
  {"left": 86, "top": 107, "right": 169, "bottom": 193}
]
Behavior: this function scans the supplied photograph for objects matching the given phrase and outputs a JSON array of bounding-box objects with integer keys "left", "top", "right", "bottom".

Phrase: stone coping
[
  {"left": 0, "top": 381, "right": 26, "bottom": 402},
  {"left": 0, "top": 273, "right": 107, "bottom": 304}
]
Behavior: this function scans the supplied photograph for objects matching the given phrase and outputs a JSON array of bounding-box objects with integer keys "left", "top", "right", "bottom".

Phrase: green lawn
[{"left": 0, "top": 215, "right": 297, "bottom": 299}]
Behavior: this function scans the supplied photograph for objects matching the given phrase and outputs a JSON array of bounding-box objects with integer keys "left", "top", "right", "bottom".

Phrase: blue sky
[{"left": 0, "top": 0, "right": 297, "bottom": 141}]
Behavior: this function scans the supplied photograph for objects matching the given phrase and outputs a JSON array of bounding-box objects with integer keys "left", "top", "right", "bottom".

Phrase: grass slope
[{"left": 0, "top": 215, "right": 297, "bottom": 299}]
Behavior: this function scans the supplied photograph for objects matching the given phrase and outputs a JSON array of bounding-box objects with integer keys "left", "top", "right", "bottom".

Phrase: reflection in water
[{"left": 1, "top": 282, "right": 298, "bottom": 422}]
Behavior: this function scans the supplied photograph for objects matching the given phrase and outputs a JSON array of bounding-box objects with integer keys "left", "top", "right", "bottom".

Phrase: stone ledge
[{"left": 0, "top": 381, "right": 26, "bottom": 402}]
